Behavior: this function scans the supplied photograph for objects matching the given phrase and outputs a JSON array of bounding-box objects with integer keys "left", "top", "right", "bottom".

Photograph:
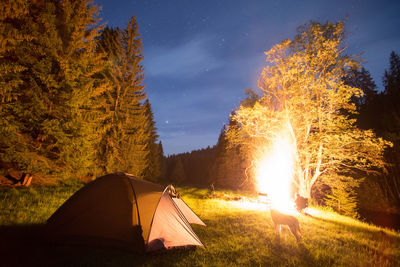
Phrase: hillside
[{"left": 0, "top": 183, "right": 399, "bottom": 266}]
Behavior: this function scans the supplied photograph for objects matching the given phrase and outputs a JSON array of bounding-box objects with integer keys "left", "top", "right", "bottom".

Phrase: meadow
[{"left": 0, "top": 180, "right": 399, "bottom": 266}]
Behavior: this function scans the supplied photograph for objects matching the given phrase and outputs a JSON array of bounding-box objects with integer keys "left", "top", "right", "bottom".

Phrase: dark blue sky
[{"left": 96, "top": 0, "right": 400, "bottom": 155}]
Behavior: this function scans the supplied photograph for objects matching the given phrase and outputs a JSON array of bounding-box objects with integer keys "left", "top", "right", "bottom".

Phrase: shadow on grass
[
  {"left": 304, "top": 212, "right": 397, "bottom": 237},
  {"left": 0, "top": 224, "right": 195, "bottom": 267},
  {"left": 268, "top": 234, "right": 318, "bottom": 267},
  {"left": 359, "top": 209, "right": 400, "bottom": 231},
  {"left": 303, "top": 213, "right": 399, "bottom": 263},
  {"left": 297, "top": 243, "right": 318, "bottom": 267}
]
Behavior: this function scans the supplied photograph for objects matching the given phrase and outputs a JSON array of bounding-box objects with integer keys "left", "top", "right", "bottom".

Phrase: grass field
[{"left": 0, "top": 181, "right": 399, "bottom": 266}]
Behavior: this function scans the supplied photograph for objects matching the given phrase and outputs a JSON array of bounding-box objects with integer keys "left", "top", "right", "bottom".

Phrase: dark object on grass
[
  {"left": 295, "top": 193, "right": 308, "bottom": 212},
  {"left": 147, "top": 238, "right": 166, "bottom": 251},
  {"left": 20, "top": 173, "right": 33, "bottom": 186},
  {"left": 4, "top": 173, "right": 32, "bottom": 187}
]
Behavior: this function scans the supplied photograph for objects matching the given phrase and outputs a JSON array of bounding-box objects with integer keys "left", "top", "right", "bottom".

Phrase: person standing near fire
[{"left": 294, "top": 193, "right": 308, "bottom": 213}]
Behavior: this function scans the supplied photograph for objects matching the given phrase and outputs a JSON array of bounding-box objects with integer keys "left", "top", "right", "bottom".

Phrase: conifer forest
[{"left": 1, "top": 0, "right": 400, "bottom": 228}]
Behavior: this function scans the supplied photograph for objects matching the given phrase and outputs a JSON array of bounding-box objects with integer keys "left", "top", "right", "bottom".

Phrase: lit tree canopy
[{"left": 227, "top": 21, "right": 391, "bottom": 198}]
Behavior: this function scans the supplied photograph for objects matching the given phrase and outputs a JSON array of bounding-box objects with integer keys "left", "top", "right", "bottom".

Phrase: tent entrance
[{"left": 146, "top": 192, "right": 204, "bottom": 251}]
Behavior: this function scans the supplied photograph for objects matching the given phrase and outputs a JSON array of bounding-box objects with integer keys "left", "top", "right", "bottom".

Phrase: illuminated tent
[{"left": 46, "top": 173, "right": 205, "bottom": 252}]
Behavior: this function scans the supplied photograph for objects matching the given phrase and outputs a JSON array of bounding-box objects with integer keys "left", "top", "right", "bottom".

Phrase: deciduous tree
[{"left": 228, "top": 21, "right": 390, "bottom": 203}]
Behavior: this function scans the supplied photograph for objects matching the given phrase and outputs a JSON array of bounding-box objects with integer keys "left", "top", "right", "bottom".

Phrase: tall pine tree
[
  {"left": 96, "top": 16, "right": 149, "bottom": 177},
  {"left": 380, "top": 51, "right": 400, "bottom": 208},
  {"left": 382, "top": 51, "right": 400, "bottom": 143},
  {"left": 157, "top": 141, "right": 167, "bottom": 180},
  {"left": 143, "top": 99, "right": 162, "bottom": 181},
  {"left": 0, "top": 0, "right": 32, "bottom": 171},
  {"left": 170, "top": 157, "right": 186, "bottom": 184},
  {"left": 212, "top": 123, "right": 250, "bottom": 190},
  {"left": 96, "top": 26, "right": 124, "bottom": 173},
  {"left": 0, "top": 0, "right": 106, "bottom": 177}
]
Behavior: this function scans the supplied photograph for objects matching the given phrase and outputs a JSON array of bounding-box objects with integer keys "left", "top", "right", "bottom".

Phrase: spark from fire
[{"left": 256, "top": 134, "right": 297, "bottom": 214}]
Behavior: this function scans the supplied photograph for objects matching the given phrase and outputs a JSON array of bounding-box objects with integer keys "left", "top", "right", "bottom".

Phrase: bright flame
[{"left": 256, "top": 135, "right": 296, "bottom": 214}]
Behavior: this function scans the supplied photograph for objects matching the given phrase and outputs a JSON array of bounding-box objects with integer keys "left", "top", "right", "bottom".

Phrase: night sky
[{"left": 96, "top": 0, "right": 400, "bottom": 155}]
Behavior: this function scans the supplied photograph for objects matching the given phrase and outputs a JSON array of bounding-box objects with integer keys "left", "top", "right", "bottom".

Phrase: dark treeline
[
  {"left": 347, "top": 52, "right": 400, "bottom": 215},
  {"left": 166, "top": 51, "right": 400, "bottom": 218},
  {"left": 164, "top": 123, "right": 250, "bottom": 191},
  {"left": 164, "top": 146, "right": 216, "bottom": 187},
  {"left": 163, "top": 115, "right": 252, "bottom": 190},
  {"left": 0, "top": 0, "right": 163, "bottom": 181}
]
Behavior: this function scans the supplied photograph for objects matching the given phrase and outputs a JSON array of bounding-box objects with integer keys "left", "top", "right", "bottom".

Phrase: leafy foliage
[
  {"left": 227, "top": 21, "right": 390, "bottom": 209},
  {"left": 323, "top": 173, "right": 361, "bottom": 217}
]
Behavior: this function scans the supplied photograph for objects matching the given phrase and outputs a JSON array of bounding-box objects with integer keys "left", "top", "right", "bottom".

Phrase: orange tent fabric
[{"left": 46, "top": 172, "right": 205, "bottom": 252}]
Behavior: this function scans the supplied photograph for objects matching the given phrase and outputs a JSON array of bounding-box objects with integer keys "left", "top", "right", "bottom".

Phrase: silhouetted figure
[{"left": 295, "top": 193, "right": 308, "bottom": 212}]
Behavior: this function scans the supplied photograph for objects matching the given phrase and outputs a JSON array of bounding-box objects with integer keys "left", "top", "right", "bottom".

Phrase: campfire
[
  {"left": 255, "top": 135, "right": 297, "bottom": 215},
  {"left": 229, "top": 134, "right": 300, "bottom": 214}
]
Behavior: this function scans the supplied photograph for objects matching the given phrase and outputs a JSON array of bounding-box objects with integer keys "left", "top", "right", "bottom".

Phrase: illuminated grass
[{"left": 0, "top": 183, "right": 399, "bottom": 266}]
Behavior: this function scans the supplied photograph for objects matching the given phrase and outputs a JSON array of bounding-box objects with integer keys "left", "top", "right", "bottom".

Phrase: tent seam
[
  {"left": 145, "top": 186, "right": 167, "bottom": 244},
  {"left": 175, "top": 198, "right": 206, "bottom": 226},
  {"left": 170, "top": 193, "right": 205, "bottom": 247},
  {"left": 128, "top": 177, "right": 142, "bottom": 231}
]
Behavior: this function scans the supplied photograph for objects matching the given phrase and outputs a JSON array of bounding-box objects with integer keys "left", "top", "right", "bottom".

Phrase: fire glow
[{"left": 256, "top": 135, "right": 297, "bottom": 214}]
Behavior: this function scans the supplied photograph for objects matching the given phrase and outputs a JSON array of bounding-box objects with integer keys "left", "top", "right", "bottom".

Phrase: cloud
[{"left": 144, "top": 35, "right": 224, "bottom": 78}]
